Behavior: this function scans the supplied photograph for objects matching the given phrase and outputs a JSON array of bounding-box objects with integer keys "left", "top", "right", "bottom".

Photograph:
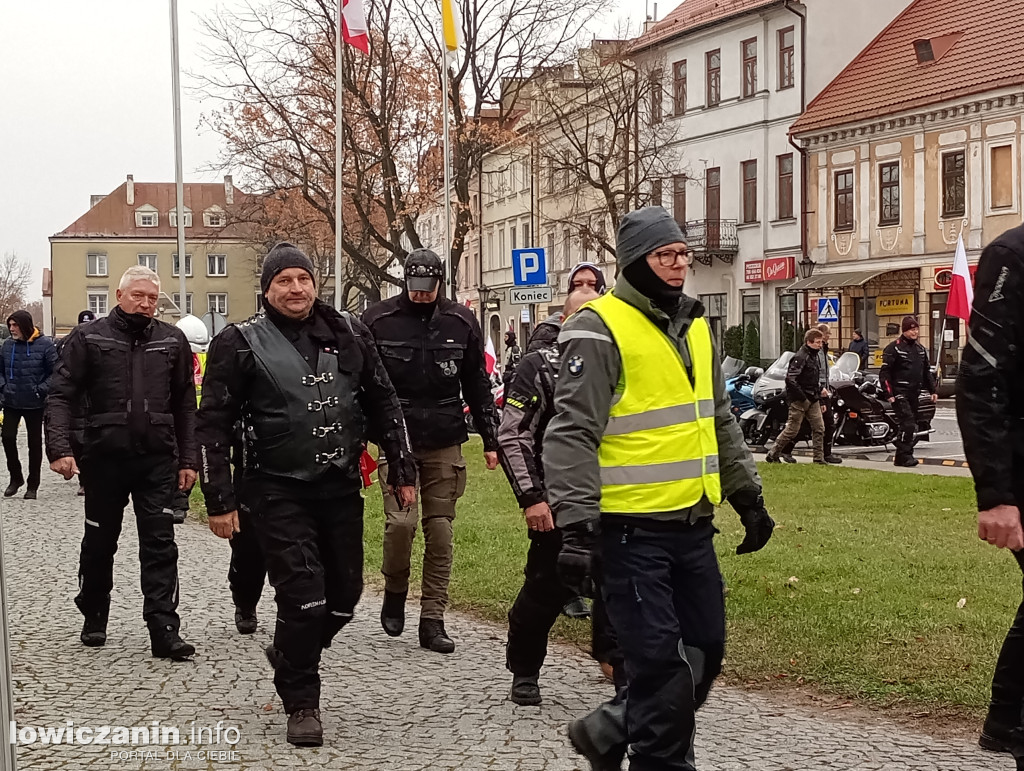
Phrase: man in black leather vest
[
  {"left": 362, "top": 249, "right": 499, "bottom": 654},
  {"left": 45, "top": 266, "right": 198, "bottom": 662},
  {"left": 196, "top": 243, "right": 415, "bottom": 748}
]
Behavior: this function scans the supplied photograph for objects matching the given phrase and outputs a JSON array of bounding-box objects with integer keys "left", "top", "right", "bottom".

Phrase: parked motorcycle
[{"left": 726, "top": 365, "right": 763, "bottom": 420}]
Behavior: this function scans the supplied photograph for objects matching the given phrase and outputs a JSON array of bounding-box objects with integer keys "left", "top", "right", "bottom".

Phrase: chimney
[
  {"left": 90, "top": 194, "right": 105, "bottom": 208},
  {"left": 224, "top": 174, "right": 234, "bottom": 205},
  {"left": 126, "top": 174, "right": 135, "bottom": 205}
]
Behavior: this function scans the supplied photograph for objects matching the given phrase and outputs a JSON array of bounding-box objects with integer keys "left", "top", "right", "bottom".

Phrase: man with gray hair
[{"left": 46, "top": 265, "right": 198, "bottom": 661}]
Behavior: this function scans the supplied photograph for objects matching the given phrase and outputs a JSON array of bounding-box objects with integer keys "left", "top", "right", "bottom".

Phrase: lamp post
[
  {"left": 477, "top": 285, "right": 492, "bottom": 333},
  {"left": 796, "top": 255, "right": 815, "bottom": 332}
]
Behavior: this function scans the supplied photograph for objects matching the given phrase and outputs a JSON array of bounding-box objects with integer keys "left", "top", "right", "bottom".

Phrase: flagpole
[
  {"left": 335, "top": 0, "right": 344, "bottom": 311},
  {"left": 170, "top": 0, "right": 187, "bottom": 317},
  {"left": 442, "top": 52, "right": 454, "bottom": 300}
]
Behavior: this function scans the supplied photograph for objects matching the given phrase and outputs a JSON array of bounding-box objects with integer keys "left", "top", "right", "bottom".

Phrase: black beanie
[
  {"left": 902, "top": 315, "right": 919, "bottom": 333},
  {"left": 7, "top": 310, "right": 33, "bottom": 340},
  {"left": 78, "top": 310, "right": 96, "bottom": 325},
  {"left": 615, "top": 206, "right": 687, "bottom": 271},
  {"left": 260, "top": 242, "right": 316, "bottom": 294}
]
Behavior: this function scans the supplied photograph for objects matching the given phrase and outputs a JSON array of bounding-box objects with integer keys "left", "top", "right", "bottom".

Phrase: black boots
[
  {"left": 418, "top": 618, "right": 455, "bottom": 654},
  {"left": 286, "top": 708, "right": 323, "bottom": 747},
  {"left": 380, "top": 590, "right": 406, "bottom": 637},
  {"left": 80, "top": 612, "right": 108, "bottom": 647},
  {"left": 510, "top": 674, "right": 542, "bottom": 706},
  {"left": 568, "top": 718, "right": 626, "bottom": 771},
  {"left": 234, "top": 606, "right": 258, "bottom": 635},
  {"left": 980, "top": 715, "right": 1016, "bottom": 753},
  {"left": 23, "top": 489, "right": 37, "bottom": 500},
  {"left": 4, "top": 477, "right": 23, "bottom": 498},
  {"left": 150, "top": 626, "right": 196, "bottom": 661}
]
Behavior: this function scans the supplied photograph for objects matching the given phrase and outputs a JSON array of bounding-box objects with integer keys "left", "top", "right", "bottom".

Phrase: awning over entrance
[{"left": 786, "top": 270, "right": 889, "bottom": 291}]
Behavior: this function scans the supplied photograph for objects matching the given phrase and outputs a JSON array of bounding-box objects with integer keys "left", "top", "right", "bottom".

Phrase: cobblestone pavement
[{"left": 1, "top": 470, "right": 1011, "bottom": 770}]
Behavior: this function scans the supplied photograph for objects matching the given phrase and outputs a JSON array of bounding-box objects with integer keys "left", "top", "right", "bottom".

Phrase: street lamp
[
  {"left": 477, "top": 285, "right": 492, "bottom": 331},
  {"left": 797, "top": 255, "right": 816, "bottom": 281}
]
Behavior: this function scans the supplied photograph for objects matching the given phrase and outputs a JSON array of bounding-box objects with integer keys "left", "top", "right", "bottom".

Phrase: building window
[
  {"left": 169, "top": 211, "right": 192, "bottom": 228},
  {"left": 672, "top": 60, "right": 687, "bottom": 115},
  {"left": 834, "top": 169, "right": 854, "bottom": 231},
  {"left": 879, "top": 161, "right": 900, "bottom": 225},
  {"left": 706, "top": 50, "right": 721, "bottom": 107},
  {"left": 136, "top": 210, "right": 158, "bottom": 227},
  {"left": 86, "top": 253, "right": 108, "bottom": 277},
  {"left": 698, "top": 293, "right": 727, "bottom": 353},
  {"left": 204, "top": 210, "right": 226, "bottom": 227},
  {"left": 742, "top": 161, "right": 758, "bottom": 223},
  {"left": 991, "top": 145, "right": 1014, "bottom": 209},
  {"left": 137, "top": 254, "right": 157, "bottom": 272},
  {"left": 672, "top": 175, "right": 687, "bottom": 226},
  {"left": 522, "top": 222, "right": 531, "bottom": 247},
  {"left": 172, "top": 253, "right": 193, "bottom": 277},
  {"left": 742, "top": 292, "right": 761, "bottom": 333},
  {"left": 741, "top": 38, "right": 757, "bottom": 98},
  {"left": 499, "top": 229, "right": 506, "bottom": 262},
  {"left": 208, "top": 293, "right": 228, "bottom": 315},
  {"left": 942, "top": 150, "right": 966, "bottom": 217},
  {"left": 544, "top": 161, "right": 554, "bottom": 195},
  {"left": 546, "top": 232, "right": 555, "bottom": 266},
  {"left": 87, "top": 292, "right": 108, "bottom": 316},
  {"left": 651, "top": 178, "right": 663, "bottom": 207},
  {"left": 777, "top": 154, "right": 794, "bottom": 219},
  {"left": 207, "top": 254, "right": 228, "bottom": 277},
  {"left": 650, "top": 70, "right": 663, "bottom": 124},
  {"left": 486, "top": 232, "right": 494, "bottom": 271},
  {"left": 510, "top": 224, "right": 518, "bottom": 252},
  {"left": 172, "top": 293, "right": 194, "bottom": 315},
  {"left": 779, "top": 27, "right": 795, "bottom": 90},
  {"left": 561, "top": 227, "right": 571, "bottom": 270}
]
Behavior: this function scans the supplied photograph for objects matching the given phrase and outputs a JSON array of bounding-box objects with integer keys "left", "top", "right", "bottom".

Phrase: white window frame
[
  {"left": 207, "top": 293, "right": 228, "bottom": 315},
  {"left": 87, "top": 291, "right": 108, "bottom": 316},
  {"left": 986, "top": 138, "right": 1019, "bottom": 215},
  {"left": 172, "top": 253, "right": 193, "bottom": 278},
  {"left": 169, "top": 210, "right": 193, "bottom": 228},
  {"left": 207, "top": 253, "right": 228, "bottom": 277},
  {"left": 938, "top": 147, "right": 968, "bottom": 221},
  {"left": 875, "top": 159, "right": 902, "bottom": 227},
  {"left": 137, "top": 253, "right": 158, "bottom": 272},
  {"left": 171, "top": 293, "right": 194, "bottom": 315},
  {"left": 135, "top": 208, "right": 159, "bottom": 227},
  {"left": 86, "top": 253, "right": 108, "bottom": 277},
  {"left": 204, "top": 210, "right": 226, "bottom": 227}
]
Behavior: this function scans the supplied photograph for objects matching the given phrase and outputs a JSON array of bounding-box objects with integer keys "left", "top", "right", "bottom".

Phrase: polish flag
[
  {"left": 341, "top": 0, "right": 370, "bottom": 54},
  {"left": 484, "top": 337, "right": 497, "bottom": 375},
  {"left": 946, "top": 233, "right": 974, "bottom": 320},
  {"left": 358, "top": 449, "right": 378, "bottom": 489}
]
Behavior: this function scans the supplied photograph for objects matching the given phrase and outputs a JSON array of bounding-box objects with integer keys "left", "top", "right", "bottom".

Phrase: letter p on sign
[{"left": 512, "top": 248, "right": 547, "bottom": 286}]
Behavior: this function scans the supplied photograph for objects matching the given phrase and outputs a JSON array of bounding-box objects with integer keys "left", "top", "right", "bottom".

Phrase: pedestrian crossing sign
[{"left": 817, "top": 298, "right": 840, "bottom": 323}]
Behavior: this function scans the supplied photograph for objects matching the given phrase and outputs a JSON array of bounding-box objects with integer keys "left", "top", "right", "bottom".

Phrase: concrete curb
[{"left": 884, "top": 455, "right": 970, "bottom": 469}]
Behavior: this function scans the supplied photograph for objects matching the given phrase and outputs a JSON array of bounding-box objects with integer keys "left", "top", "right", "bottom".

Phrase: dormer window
[
  {"left": 204, "top": 206, "right": 226, "bottom": 227},
  {"left": 135, "top": 204, "right": 159, "bottom": 227},
  {"left": 912, "top": 32, "right": 963, "bottom": 64},
  {"left": 170, "top": 208, "right": 193, "bottom": 228}
]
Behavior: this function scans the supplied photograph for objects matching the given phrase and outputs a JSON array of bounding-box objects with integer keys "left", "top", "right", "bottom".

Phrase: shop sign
[
  {"left": 933, "top": 265, "right": 978, "bottom": 290},
  {"left": 876, "top": 293, "right": 916, "bottom": 316},
  {"left": 763, "top": 256, "right": 795, "bottom": 282},
  {"left": 744, "top": 261, "right": 764, "bottom": 283}
]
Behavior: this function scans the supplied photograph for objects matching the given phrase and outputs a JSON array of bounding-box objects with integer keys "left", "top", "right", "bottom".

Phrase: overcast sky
[{"left": 0, "top": 0, "right": 657, "bottom": 301}]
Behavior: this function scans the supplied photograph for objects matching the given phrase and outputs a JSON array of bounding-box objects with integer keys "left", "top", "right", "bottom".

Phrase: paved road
[{"left": 2, "top": 459, "right": 1008, "bottom": 770}]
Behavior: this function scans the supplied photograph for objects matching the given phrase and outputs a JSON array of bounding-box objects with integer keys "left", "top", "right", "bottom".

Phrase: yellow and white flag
[{"left": 441, "top": 0, "right": 463, "bottom": 54}]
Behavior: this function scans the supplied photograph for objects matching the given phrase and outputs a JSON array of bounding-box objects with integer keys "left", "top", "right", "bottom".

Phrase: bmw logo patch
[{"left": 567, "top": 355, "right": 584, "bottom": 376}]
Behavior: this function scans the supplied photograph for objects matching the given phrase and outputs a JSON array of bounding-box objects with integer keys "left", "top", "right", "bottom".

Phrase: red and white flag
[
  {"left": 946, "top": 233, "right": 974, "bottom": 320},
  {"left": 341, "top": 0, "right": 369, "bottom": 53},
  {"left": 484, "top": 337, "right": 497, "bottom": 375}
]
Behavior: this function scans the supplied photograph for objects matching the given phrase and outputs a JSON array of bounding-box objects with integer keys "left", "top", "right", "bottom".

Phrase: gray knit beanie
[
  {"left": 260, "top": 242, "right": 316, "bottom": 294},
  {"left": 615, "top": 206, "right": 687, "bottom": 271}
]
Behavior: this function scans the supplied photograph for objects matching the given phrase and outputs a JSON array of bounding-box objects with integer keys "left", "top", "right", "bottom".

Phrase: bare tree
[{"left": 0, "top": 253, "right": 32, "bottom": 321}]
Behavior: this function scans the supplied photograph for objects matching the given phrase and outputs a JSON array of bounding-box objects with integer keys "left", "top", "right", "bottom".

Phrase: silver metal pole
[
  {"left": 334, "top": 0, "right": 344, "bottom": 310},
  {"left": 170, "top": 0, "right": 187, "bottom": 315},
  {"left": 442, "top": 54, "right": 454, "bottom": 299}
]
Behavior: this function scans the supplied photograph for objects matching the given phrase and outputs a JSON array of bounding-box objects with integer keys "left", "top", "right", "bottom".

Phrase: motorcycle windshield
[
  {"left": 830, "top": 352, "right": 861, "bottom": 385},
  {"left": 752, "top": 352, "right": 794, "bottom": 399},
  {"left": 722, "top": 357, "right": 745, "bottom": 380}
]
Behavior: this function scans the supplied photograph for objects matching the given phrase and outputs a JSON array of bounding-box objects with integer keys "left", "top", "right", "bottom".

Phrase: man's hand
[
  {"left": 821, "top": 388, "right": 829, "bottom": 398},
  {"left": 888, "top": 396, "right": 896, "bottom": 403},
  {"left": 484, "top": 451, "right": 499, "bottom": 470},
  {"left": 178, "top": 469, "right": 197, "bottom": 491},
  {"left": 557, "top": 521, "right": 598, "bottom": 597},
  {"left": 50, "top": 456, "right": 78, "bottom": 480},
  {"left": 979, "top": 505, "right": 1024, "bottom": 551},
  {"left": 397, "top": 485, "right": 417, "bottom": 509},
  {"left": 729, "top": 489, "right": 776, "bottom": 555},
  {"left": 209, "top": 511, "right": 240, "bottom": 540},
  {"left": 524, "top": 502, "right": 554, "bottom": 532},
  {"left": 931, "top": 393, "right": 938, "bottom": 403}
]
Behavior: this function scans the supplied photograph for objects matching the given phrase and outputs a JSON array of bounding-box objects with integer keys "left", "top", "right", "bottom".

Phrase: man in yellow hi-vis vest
[{"left": 544, "top": 206, "right": 774, "bottom": 771}]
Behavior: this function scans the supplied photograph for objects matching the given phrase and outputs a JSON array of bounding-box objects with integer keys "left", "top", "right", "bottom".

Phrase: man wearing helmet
[{"left": 362, "top": 249, "right": 499, "bottom": 654}]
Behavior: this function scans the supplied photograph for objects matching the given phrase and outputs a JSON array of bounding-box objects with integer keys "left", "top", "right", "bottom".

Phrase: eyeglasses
[{"left": 651, "top": 248, "right": 692, "bottom": 267}]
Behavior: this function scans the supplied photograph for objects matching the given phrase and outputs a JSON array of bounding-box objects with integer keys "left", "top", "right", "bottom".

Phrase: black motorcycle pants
[
  {"left": 892, "top": 392, "right": 919, "bottom": 462},
  {"left": 246, "top": 488, "right": 364, "bottom": 714},
  {"left": 990, "top": 549, "right": 1024, "bottom": 729},
  {"left": 76, "top": 454, "right": 181, "bottom": 633},
  {"left": 2, "top": 408, "right": 43, "bottom": 490},
  {"left": 579, "top": 518, "right": 725, "bottom": 771},
  {"left": 228, "top": 504, "right": 266, "bottom": 611}
]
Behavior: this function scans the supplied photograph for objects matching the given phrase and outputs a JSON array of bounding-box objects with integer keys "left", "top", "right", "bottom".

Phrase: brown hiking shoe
[{"left": 287, "top": 708, "right": 323, "bottom": 747}]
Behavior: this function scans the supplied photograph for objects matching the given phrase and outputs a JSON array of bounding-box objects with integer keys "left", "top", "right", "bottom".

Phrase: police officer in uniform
[
  {"left": 46, "top": 266, "right": 197, "bottom": 661},
  {"left": 544, "top": 207, "right": 775, "bottom": 770},
  {"left": 879, "top": 315, "right": 937, "bottom": 467},
  {"left": 197, "top": 243, "right": 414, "bottom": 746},
  {"left": 957, "top": 221, "right": 1024, "bottom": 764},
  {"left": 362, "top": 249, "right": 499, "bottom": 654}
]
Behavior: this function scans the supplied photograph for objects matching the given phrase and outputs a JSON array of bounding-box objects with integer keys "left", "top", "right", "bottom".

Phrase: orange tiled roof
[
  {"left": 53, "top": 180, "right": 250, "bottom": 239},
  {"left": 791, "top": 0, "right": 1024, "bottom": 134},
  {"left": 630, "top": 0, "right": 782, "bottom": 52}
]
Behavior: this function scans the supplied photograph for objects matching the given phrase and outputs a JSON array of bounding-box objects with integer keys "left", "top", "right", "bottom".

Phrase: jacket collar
[{"left": 610, "top": 274, "right": 703, "bottom": 327}]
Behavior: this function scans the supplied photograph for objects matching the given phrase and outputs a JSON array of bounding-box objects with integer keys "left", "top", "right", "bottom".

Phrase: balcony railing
[{"left": 684, "top": 219, "right": 740, "bottom": 265}]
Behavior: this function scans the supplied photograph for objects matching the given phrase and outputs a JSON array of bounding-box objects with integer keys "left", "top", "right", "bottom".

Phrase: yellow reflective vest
[
  {"left": 193, "top": 351, "right": 207, "bottom": 404},
  {"left": 584, "top": 293, "right": 722, "bottom": 514}
]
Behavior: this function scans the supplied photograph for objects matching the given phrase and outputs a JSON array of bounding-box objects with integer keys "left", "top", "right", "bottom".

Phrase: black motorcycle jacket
[
  {"left": 196, "top": 300, "right": 414, "bottom": 517},
  {"left": 362, "top": 293, "right": 498, "bottom": 453},
  {"left": 45, "top": 307, "right": 197, "bottom": 467},
  {"left": 879, "top": 337, "right": 936, "bottom": 399},
  {"left": 497, "top": 329, "right": 562, "bottom": 509},
  {"left": 784, "top": 345, "right": 822, "bottom": 404},
  {"left": 957, "top": 222, "right": 1024, "bottom": 512}
]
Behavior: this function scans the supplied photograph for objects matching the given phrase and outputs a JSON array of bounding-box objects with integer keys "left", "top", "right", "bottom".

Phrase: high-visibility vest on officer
[{"left": 543, "top": 206, "right": 776, "bottom": 771}]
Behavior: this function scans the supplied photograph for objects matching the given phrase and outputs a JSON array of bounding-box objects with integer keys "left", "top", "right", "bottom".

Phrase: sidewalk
[{"left": 2, "top": 470, "right": 1006, "bottom": 770}]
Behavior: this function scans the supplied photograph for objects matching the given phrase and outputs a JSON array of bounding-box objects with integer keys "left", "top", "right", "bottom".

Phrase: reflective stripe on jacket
[{"left": 585, "top": 293, "right": 722, "bottom": 514}]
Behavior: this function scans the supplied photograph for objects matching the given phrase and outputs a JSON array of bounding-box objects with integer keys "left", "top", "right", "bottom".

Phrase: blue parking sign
[
  {"left": 512, "top": 248, "right": 547, "bottom": 286},
  {"left": 816, "top": 298, "right": 840, "bottom": 323}
]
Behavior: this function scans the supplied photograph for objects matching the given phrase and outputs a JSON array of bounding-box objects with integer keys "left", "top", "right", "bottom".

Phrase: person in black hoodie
[
  {"left": 0, "top": 309, "right": 58, "bottom": 499},
  {"left": 45, "top": 266, "right": 197, "bottom": 662}
]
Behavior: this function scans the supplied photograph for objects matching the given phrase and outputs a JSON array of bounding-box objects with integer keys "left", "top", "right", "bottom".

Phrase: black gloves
[
  {"left": 729, "top": 488, "right": 775, "bottom": 555},
  {"left": 557, "top": 520, "right": 598, "bottom": 598}
]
